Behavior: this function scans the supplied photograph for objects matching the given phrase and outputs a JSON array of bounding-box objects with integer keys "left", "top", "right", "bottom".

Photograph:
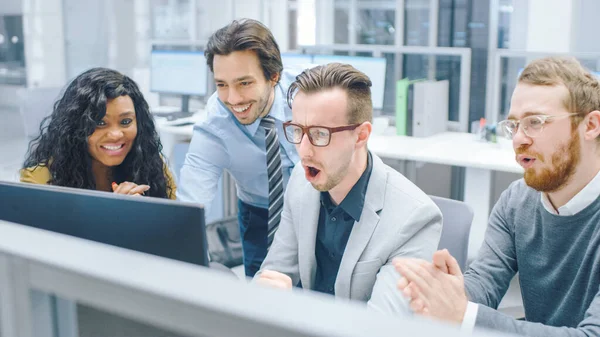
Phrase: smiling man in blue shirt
[{"left": 177, "top": 19, "right": 300, "bottom": 276}]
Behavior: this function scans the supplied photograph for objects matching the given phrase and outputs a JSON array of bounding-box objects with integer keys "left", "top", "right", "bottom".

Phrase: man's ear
[
  {"left": 356, "top": 122, "right": 372, "bottom": 148},
  {"left": 270, "top": 72, "right": 280, "bottom": 86},
  {"left": 583, "top": 110, "right": 600, "bottom": 141}
]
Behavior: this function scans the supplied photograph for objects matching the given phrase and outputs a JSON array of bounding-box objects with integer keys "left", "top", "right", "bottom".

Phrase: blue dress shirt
[
  {"left": 313, "top": 152, "right": 373, "bottom": 295},
  {"left": 177, "top": 68, "right": 300, "bottom": 210}
]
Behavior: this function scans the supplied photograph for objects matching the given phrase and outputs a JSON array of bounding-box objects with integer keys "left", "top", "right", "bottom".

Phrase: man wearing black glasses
[
  {"left": 394, "top": 57, "right": 600, "bottom": 336},
  {"left": 255, "top": 63, "right": 443, "bottom": 314}
]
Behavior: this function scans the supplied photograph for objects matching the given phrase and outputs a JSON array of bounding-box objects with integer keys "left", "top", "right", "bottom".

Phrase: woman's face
[{"left": 87, "top": 95, "right": 138, "bottom": 168}]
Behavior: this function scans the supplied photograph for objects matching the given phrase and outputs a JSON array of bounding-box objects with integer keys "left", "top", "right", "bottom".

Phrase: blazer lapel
[
  {"left": 335, "top": 154, "right": 387, "bottom": 298},
  {"left": 298, "top": 182, "right": 320, "bottom": 290}
]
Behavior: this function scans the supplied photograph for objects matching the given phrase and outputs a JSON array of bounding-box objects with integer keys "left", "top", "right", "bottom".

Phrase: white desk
[
  {"left": 156, "top": 114, "right": 523, "bottom": 260},
  {"left": 154, "top": 110, "right": 207, "bottom": 160},
  {"left": 369, "top": 132, "right": 522, "bottom": 259}
]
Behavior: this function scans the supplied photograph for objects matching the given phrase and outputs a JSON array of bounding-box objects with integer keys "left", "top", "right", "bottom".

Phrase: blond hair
[{"left": 519, "top": 57, "right": 600, "bottom": 119}]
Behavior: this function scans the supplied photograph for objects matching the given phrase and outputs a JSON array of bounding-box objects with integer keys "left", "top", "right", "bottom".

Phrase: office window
[
  {"left": 150, "top": 0, "right": 192, "bottom": 40},
  {"left": 0, "top": 15, "right": 26, "bottom": 85},
  {"left": 497, "top": 0, "right": 513, "bottom": 48},
  {"left": 288, "top": 6, "right": 298, "bottom": 50},
  {"left": 404, "top": 0, "right": 431, "bottom": 46},
  {"left": 437, "top": 0, "right": 490, "bottom": 124},
  {"left": 334, "top": 5, "right": 350, "bottom": 44},
  {"left": 357, "top": 9, "right": 395, "bottom": 45}
]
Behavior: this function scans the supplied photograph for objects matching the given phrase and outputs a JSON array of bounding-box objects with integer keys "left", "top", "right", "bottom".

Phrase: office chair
[{"left": 429, "top": 195, "right": 474, "bottom": 271}]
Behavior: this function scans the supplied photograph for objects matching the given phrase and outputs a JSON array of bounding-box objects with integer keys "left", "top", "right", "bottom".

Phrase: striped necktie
[{"left": 261, "top": 116, "right": 284, "bottom": 246}]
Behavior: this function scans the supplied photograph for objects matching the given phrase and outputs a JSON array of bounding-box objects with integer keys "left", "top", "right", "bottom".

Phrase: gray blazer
[{"left": 257, "top": 153, "right": 442, "bottom": 314}]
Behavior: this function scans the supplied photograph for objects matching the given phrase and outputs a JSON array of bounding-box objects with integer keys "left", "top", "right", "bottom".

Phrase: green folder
[
  {"left": 395, "top": 78, "right": 428, "bottom": 136},
  {"left": 395, "top": 79, "right": 410, "bottom": 136}
]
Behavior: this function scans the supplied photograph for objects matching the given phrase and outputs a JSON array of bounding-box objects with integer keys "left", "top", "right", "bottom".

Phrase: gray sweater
[{"left": 464, "top": 179, "right": 600, "bottom": 336}]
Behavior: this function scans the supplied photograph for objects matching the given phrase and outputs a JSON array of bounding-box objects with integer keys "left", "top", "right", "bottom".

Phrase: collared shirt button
[{"left": 331, "top": 216, "right": 336, "bottom": 221}]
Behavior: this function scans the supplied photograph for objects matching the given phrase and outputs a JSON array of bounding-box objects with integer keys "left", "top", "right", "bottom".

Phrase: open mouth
[
  {"left": 231, "top": 104, "right": 251, "bottom": 114},
  {"left": 101, "top": 144, "right": 124, "bottom": 151},
  {"left": 100, "top": 143, "right": 126, "bottom": 155},
  {"left": 518, "top": 155, "right": 536, "bottom": 168},
  {"left": 304, "top": 165, "right": 321, "bottom": 180}
]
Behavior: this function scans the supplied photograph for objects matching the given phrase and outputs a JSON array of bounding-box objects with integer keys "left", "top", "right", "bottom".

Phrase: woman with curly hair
[{"left": 21, "top": 67, "right": 176, "bottom": 199}]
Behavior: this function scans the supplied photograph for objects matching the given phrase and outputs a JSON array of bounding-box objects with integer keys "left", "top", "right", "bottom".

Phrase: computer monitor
[
  {"left": 150, "top": 47, "right": 208, "bottom": 119},
  {"left": 312, "top": 55, "right": 387, "bottom": 111},
  {"left": 281, "top": 53, "right": 313, "bottom": 69},
  {"left": 0, "top": 181, "right": 208, "bottom": 267}
]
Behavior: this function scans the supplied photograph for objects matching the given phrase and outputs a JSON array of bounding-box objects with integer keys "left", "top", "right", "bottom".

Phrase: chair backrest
[
  {"left": 17, "top": 87, "right": 63, "bottom": 139},
  {"left": 429, "top": 195, "right": 474, "bottom": 271}
]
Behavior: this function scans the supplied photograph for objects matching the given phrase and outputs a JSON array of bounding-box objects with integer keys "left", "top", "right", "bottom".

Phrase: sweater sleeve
[
  {"left": 463, "top": 185, "right": 518, "bottom": 309},
  {"left": 474, "top": 289, "right": 600, "bottom": 337}
]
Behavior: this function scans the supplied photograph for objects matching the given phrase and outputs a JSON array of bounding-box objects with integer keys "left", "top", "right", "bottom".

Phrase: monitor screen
[
  {"left": 0, "top": 181, "right": 208, "bottom": 267},
  {"left": 150, "top": 49, "right": 208, "bottom": 96},
  {"left": 281, "top": 53, "right": 313, "bottom": 68},
  {"left": 312, "top": 55, "right": 387, "bottom": 110}
]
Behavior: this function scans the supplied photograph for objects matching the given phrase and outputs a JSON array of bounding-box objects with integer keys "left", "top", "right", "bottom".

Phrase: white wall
[
  {"left": 262, "top": 0, "right": 289, "bottom": 52},
  {"left": 0, "top": 0, "right": 23, "bottom": 15},
  {"left": 197, "top": 1, "right": 234, "bottom": 41},
  {"left": 509, "top": 0, "right": 574, "bottom": 53},
  {"left": 570, "top": 0, "right": 600, "bottom": 53},
  {"left": 22, "top": 0, "right": 67, "bottom": 88},
  {"left": 196, "top": 0, "right": 289, "bottom": 50},
  {"left": 62, "top": 0, "right": 109, "bottom": 80},
  {"left": 526, "top": 0, "right": 572, "bottom": 53}
]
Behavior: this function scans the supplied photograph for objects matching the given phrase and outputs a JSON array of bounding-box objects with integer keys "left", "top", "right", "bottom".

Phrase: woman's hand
[{"left": 112, "top": 181, "right": 150, "bottom": 196}]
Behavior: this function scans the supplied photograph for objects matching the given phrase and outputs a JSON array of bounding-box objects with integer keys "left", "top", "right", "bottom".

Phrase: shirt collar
[
  {"left": 320, "top": 151, "right": 373, "bottom": 222},
  {"left": 540, "top": 169, "right": 600, "bottom": 215},
  {"left": 243, "top": 82, "right": 287, "bottom": 136}
]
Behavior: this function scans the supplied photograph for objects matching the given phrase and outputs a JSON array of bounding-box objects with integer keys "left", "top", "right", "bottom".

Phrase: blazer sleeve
[{"left": 367, "top": 200, "right": 443, "bottom": 314}]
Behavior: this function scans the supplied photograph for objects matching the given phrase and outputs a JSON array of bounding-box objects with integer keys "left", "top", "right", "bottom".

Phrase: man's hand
[
  {"left": 112, "top": 181, "right": 150, "bottom": 196},
  {"left": 257, "top": 270, "right": 292, "bottom": 290},
  {"left": 393, "top": 249, "right": 468, "bottom": 324}
]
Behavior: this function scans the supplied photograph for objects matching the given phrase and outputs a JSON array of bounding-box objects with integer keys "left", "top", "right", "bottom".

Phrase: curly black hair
[{"left": 23, "top": 67, "right": 173, "bottom": 199}]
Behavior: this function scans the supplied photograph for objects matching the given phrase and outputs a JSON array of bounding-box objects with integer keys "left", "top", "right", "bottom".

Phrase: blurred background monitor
[
  {"left": 150, "top": 47, "right": 208, "bottom": 119},
  {"left": 312, "top": 55, "right": 387, "bottom": 111}
]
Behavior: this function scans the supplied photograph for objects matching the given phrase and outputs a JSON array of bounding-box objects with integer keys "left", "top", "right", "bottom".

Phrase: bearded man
[{"left": 394, "top": 57, "right": 600, "bottom": 336}]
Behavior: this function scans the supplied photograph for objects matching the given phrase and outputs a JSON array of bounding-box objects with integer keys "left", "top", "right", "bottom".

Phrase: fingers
[
  {"left": 398, "top": 277, "right": 428, "bottom": 314},
  {"left": 432, "top": 250, "right": 449, "bottom": 274},
  {"left": 258, "top": 270, "right": 292, "bottom": 289},
  {"left": 401, "top": 282, "right": 429, "bottom": 315},
  {"left": 402, "top": 281, "right": 422, "bottom": 301},
  {"left": 128, "top": 185, "right": 151, "bottom": 195},
  {"left": 260, "top": 270, "right": 287, "bottom": 279},
  {"left": 112, "top": 182, "right": 150, "bottom": 195},
  {"left": 410, "top": 297, "right": 427, "bottom": 313},
  {"left": 257, "top": 277, "right": 290, "bottom": 289},
  {"left": 434, "top": 249, "right": 463, "bottom": 276},
  {"left": 446, "top": 253, "right": 463, "bottom": 277},
  {"left": 395, "top": 260, "right": 435, "bottom": 295},
  {"left": 398, "top": 276, "right": 409, "bottom": 290}
]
